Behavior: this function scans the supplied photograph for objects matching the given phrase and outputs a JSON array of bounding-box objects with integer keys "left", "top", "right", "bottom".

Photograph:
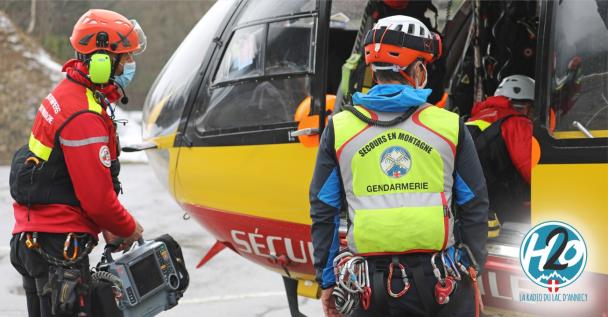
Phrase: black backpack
[{"left": 467, "top": 114, "right": 530, "bottom": 223}]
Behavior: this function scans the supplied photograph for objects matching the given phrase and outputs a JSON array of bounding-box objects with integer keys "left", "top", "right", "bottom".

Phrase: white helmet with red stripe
[{"left": 364, "top": 15, "right": 442, "bottom": 71}]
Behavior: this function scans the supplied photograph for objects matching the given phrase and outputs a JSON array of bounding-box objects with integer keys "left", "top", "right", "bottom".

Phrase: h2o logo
[{"left": 520, "top": 221, "right": 587, "bottom": 290}]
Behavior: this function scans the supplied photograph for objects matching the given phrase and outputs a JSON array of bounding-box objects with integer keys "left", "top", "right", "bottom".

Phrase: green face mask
[{"left": 89, "top": 53, "right": 112, "bottom": 84}]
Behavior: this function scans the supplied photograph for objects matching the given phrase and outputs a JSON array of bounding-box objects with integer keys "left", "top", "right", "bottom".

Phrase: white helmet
[
  {"left": 364, "top": 15, "right": 441, "bottom": 69},
  {"left": 494, "top": 75, "right": 535, "bottom": 101},
  {"left": 364, "top": 15, "right": 442, "bottom": 88},
  {"left": 373, "top": 15, "right": 434, "bottom": 40}
]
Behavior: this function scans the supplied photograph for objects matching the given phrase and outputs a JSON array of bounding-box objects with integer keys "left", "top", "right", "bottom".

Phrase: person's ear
[{"left": 412, "top": 61, "right": 428, "bottom": 88}]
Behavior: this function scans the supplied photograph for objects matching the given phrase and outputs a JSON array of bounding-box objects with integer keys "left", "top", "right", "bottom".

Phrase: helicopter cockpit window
[
  {"left": 214, "top": 25, "right": 265, "bottom": 82},
  {"left": 548, "top": 0, "right": 608, "bottom": 139},
  {"left": 195, "top": 77, "right": 309, "bottom": 132},
  {"left": 197, "top": 14, "right": 315, "bottom": 133},
  {"left": 266, "top": 17, "right": 315, "bottom": 75},
  {"left": 237, "top": 0, "right": 315, "bottom": 24}
]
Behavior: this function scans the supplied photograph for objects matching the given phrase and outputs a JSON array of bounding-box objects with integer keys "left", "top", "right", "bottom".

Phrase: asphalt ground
[{"left": 0, "top": 163, "right": 323, "bottom": 317}]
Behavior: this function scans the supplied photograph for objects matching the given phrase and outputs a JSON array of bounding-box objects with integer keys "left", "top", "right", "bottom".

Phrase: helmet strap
[
  {"left": 110, "top": 53, "right": 123, "bottom": 80},
  {"left": 399, "top": 70, "right": 417, "bottom": 88}
]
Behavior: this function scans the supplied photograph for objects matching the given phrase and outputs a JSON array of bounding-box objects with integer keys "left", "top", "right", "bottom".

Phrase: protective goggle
[{"left": 129, "top": 19, "right": 147, "bottom": 55}]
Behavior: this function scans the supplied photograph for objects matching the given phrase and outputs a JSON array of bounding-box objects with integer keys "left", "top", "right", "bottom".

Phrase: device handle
[
  {"left": 103, "top": 237, "right": 145, "bottom": 263},
  {"left": 103, "top": 239, "right": 124, "bottom": 263}
]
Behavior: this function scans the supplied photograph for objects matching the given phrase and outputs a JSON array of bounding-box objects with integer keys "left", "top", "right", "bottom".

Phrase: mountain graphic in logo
[
  {"left": 380, "top": 146, "right": 412, "bottom": 178},
  {"left": 536, "top": 271, "right": 570, "bottom": 284}
]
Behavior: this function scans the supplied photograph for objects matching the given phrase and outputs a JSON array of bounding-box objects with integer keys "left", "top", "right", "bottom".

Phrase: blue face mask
[{"left": 114, "top": 62, "right": 136, "bottom": 89}]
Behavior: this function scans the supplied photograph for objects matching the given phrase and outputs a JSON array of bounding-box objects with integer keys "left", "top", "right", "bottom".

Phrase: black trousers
[
  {"left": 10, "top": 233, "right": 92, "bottom": 317},
  {"left": 350, "top": 254, "right": 476, "bottom": 317}
]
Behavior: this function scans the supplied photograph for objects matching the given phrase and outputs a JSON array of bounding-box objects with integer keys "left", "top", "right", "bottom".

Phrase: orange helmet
[
  {"left": 364, "top": 15, "right": 441, "bottom": 70},
  {"left": 70, "top": 9, "right": 146, "bottom": 55}
]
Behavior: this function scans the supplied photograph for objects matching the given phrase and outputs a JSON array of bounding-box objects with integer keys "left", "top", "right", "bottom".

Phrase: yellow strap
[
  {"left": 465, "top": 119, "right": 491, "bottom": 132},
  {"left": 28, "top": 133, "right": 52, "bottom": 161},
  {"left": 86, "top": 89, "right": 103, "bottom": 114}
]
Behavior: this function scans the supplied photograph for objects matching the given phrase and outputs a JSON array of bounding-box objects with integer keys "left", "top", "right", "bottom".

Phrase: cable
[
  {"left": 114, "top": 81, "right": 129, "bottom": 105},
  {"left": 343, "top": 105, "right": 418, "bottom": 127},
  {"left": 92, "top": 271, "right": 123, "bottom": 290}
]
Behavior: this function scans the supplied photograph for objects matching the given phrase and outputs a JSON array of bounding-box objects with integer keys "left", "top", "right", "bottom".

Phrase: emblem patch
[
  {"left": 380, "top": 146, "right": 412, "bottom": 178},
  {"left": 99, "top": 145, "right": 112, "bottom": 167}
]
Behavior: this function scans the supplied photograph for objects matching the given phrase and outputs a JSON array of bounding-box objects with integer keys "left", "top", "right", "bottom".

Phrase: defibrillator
[{"left": 93, "top": 235, "right": 188, "bottom": 317}]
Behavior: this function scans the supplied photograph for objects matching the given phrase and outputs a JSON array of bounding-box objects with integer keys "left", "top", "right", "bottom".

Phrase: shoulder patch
[{"left": 99, "top": 145, "right": 111, "bottom": 167}]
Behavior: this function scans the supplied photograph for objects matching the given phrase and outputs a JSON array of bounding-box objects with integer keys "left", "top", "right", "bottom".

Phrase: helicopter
[{"left": 125, "top": 0, "right": 608, "bottom": 315}]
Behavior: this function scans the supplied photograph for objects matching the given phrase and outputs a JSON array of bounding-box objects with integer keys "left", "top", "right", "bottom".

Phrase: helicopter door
[
  {"left": 179, "top": 0, "right": 330, "bottom": 147},
  {"left": 171, "top": 0, "right": 333, "bottom": 237},
  {"left": 532, "top": 0, "right": 608, "bottom": 284},
  {"left": 169, "top": 1, "right": 335, "bottom": 279}
]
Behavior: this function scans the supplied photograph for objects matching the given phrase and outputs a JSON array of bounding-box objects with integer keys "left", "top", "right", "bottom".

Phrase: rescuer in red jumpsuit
[
  {"left": 466, "top": 75, "right": 534, "bottom": 226},
  {"left": 9, "top": 9, "right": 146, "bottom": 316}
]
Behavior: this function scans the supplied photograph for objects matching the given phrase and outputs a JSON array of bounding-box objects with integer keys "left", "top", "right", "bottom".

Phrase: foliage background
[{"left": 1, "top": 0, "right": 215, "bottom": 111}]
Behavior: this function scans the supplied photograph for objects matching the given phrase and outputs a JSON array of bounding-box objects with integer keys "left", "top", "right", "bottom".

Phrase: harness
[
  {"left": 332, "top": 244, "right": 481, "bottom": 317},
  {"left": 21, "top": 232, "right": 97, "bottom": 316},
  {"left": 332, "top": 105, "right": 480, "bottom": 316}
]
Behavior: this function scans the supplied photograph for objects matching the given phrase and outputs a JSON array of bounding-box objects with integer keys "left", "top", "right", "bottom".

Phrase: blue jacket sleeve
[{"left": 309, "top": 120, "right": 344, "bottom": 288}]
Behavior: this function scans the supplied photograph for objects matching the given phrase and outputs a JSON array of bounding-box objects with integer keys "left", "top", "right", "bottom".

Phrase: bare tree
[{"left": 26, "top": 0, "right": 36, "bottom": 34}]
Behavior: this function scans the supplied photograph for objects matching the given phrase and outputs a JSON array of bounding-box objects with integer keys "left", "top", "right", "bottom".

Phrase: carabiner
[
  {"left": 431, "top": 252, "right": 445, "bottom": 285},
  {"left": 457, "top": 243, "right": 479, "bottom": 271},
  {"left": 442, "top": 250, "right": 461, "bottom": 281},
  {"left": 25, "top": 232, "right": 39, "bottom": 249},
  {"left": 386, "top": 260, "right": 410, "bottom": 298},
  {"left": 63, "top": 233, "right": 79, "bottom": 261},
  {"left": 24, "top": 156, "right": 41, "bottom": 167},
  {"left": 345, "top": 256, "right": 365, "bottom": 293},
  {"left": 362, "top": 260, "right": 371, "bottom": 310},
  {"left": 333, "top": 251, "right": 352, "bottom": 279},
  {"left": 454, "top": 248, "right": 469, "bottom": 276}
]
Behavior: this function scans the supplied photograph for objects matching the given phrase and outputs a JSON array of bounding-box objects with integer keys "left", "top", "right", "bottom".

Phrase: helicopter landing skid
[{"left": 283, "top": 276, "right": 307, "bottom": 317}]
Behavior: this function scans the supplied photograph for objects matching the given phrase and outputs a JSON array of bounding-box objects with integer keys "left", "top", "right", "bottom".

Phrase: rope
[
  {"left": 469, "top": 267, "right": 481, "bottom": 317},
  {"left": 339, "top": 0, "right": 377, "bottom": 108},
  {"left": 29, "top": 234, "right": 96, "bottom": 267}
]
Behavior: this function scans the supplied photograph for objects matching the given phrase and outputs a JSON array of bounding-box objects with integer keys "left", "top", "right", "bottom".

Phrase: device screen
[{"left": 130, "top": 253, "right": 164, "bottom": 298}]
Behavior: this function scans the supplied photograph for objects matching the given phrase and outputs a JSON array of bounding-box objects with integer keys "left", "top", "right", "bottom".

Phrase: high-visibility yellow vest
[{"left": 332, "top": 104, "right": 459, "bottom": 255}]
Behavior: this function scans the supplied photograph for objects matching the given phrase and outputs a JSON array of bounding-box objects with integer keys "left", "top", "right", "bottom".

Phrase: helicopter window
[
  {"left": 195, "top": 77, "right": 309, "bottom": 132},
  {"left": 266, "top": 17, "right": 315, "bottom": 75},
  {"left": 548, "top": 0, "right": 608, "bottom": 139},
  {"left": 214, "top": 24, "right": 265, "bottom": 83},
  {"left": 237, "top": 0, "right": 316, "bottom": 25}
]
